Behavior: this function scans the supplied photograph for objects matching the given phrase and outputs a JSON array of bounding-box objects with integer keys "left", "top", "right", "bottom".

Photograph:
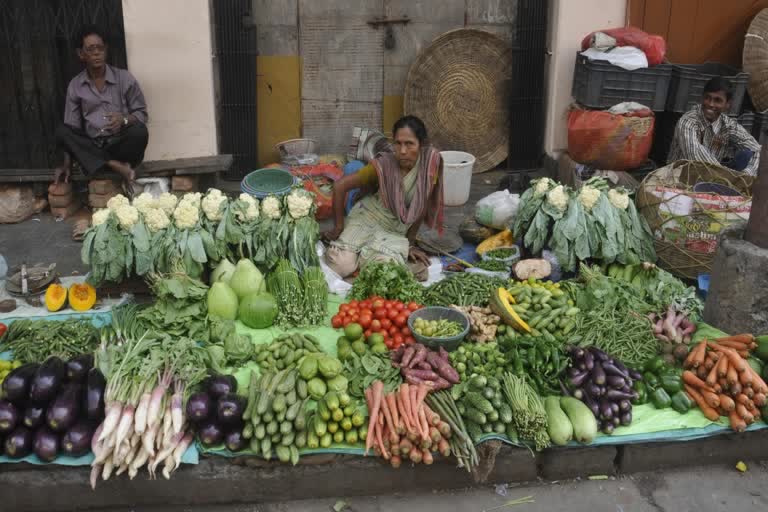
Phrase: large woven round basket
[
  {"left": 404, "top": 29, "right": 512, "bottom": 173},
  {"left": 636, "top": 160, "right": 754, "bottom": 280},
  {"left": 744, "top": 9, "right": 768, "bottom": 111}
]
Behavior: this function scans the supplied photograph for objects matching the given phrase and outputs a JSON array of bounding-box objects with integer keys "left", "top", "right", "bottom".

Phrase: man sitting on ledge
[
  {"left": 53, "top": 24, "right": 148, "bottom": 185},
  {"left": 667, "top": 76, "right": 761, "bottom": 176}
]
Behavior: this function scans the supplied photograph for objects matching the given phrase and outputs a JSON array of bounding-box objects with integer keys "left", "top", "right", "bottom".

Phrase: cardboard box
[
  {"left": 48, "top": 192, "right": 75, "bottom": 208},
  {"left": 89, "top": 179, "right": 119, "bottom": 195},
  {"left": 172, "top": 175, "right": 199, "bottom": 192},
  {"left": 88, "top": 192, "right": 116, "bottom": 209}
]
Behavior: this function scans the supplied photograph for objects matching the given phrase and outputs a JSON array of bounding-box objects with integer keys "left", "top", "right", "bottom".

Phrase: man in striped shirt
[{"left": 668, "top": 77, "right": 761, "bottom": 176}]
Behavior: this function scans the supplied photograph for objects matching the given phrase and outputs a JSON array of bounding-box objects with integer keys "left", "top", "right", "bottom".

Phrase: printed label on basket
[{"left": 651, "top": 186, "right": 752, "bottom": 254}]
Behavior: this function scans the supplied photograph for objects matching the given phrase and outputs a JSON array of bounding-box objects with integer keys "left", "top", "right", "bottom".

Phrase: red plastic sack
[
  {"left": 581, "top": 26, "right": 666, "bottom": 66},
  {"left": 567, "top": 109, "right": 655, "bottom": 171}
]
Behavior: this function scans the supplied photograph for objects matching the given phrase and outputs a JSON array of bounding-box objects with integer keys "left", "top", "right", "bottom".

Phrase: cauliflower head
[
  {"left": 546, "top": 185, "right": 569, "bottom": 213},
  {"left": 578, "top": 186, "right": 601, "bottom": 212},
  {"left": 286, "top": 189, "right": 314, "bottom": 219},
  {"left": 236, "top": 193, "right": 260, "bottom": 221},
  {"left": 132, "top": 192, "right": 157, "bottom": 214},
  {"left": 202, "top": 188, "right": 228, "bottom": 221},
  {"left": 174, "top": 202, "right": 200, "bottom": 230},
  {"left": 261, "top": 195, "right": 282, "bottom": 220},
  {"left": 115, "top": 204, "right": 140, "bottom": 230},
  {"left": 107, "top": 194, "right": 130, "bottom": 212},
  {"left": 179, "top": 192, "right": 202, "bottom": 209},
  {"left": 533, "top": 177, "right": 554, "bottom": 196},
  {"left": 91, "top": 208, "right": 111, "bottom": 227},
  {"left": 156, "top": 192, "right": 178, "bottom": 216},
  {"left": 607, "top": 188, "right": 630, "bottom": 210},
  {"left": 143, "top": 207, "right": 171, "bottom": 233}
]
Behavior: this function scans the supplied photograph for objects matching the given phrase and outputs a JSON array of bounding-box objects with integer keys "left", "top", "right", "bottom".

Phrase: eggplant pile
[
  {"left": 188, "top": 374, "right": 247, "bottom": 452},
  {"left": 563, "top": 346, "right": 641, "bottom": 435},
  {"left": 0, "top": 354, "right": 104, "bottom": 461}
]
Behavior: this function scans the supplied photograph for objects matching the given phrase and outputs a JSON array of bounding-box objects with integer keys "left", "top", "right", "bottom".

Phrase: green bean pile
[
  {"left": 572, "top": 309, "right": 659, "bottom": 368},
  {"left": 485, "top": 248, "right": 517, "bottom": 259},
  {"left": 473, "top": 260, "right": 510, "bottom": 272},
  {"left": 0, "top": 318, "right": 100, "bottom": 362},
  {"left": 423, "top": 273, "right": 506, "bottom": 307}
]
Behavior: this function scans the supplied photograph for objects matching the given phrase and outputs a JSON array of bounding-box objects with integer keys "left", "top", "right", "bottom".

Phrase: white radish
[
  {"left": 162, "top": 456, "right": 175, "bottom": 480},
  {"left": 101, "top": 455, "right": 114, "bottom": 481},
  {"left": 170, "top": 432, "right": 194, "bottom": 474},
  {"left": 129, "top": 446, "right": 149, "bottom": 480},
  {"left": 115, "top": 463, "right": 128, "bottom": 476},
  {"left": 142, "top": 421, "right": 160, "bottom": 456},
  {"left": 170, "top": 391, "right": 184, "bottom": 434},
  {"left": 98, "top": 402, "right": 123, "bottom": 442},
  {"left": 90, "top": 464, "right": 102, "bottom": 490},
  {"left": 134, "top": 391, "right": 151, "bottom": 434},
  {"left": 114, "top": 404, "right": 135, "bottom": 452},
  {"left": 91, "top": 423, "right": 104, "bottom": 456},
  {"left": 149, "top": 431, "right": 184, "bottom": 476},
  {"left": 161, "top": 403, "right": 174, "bottom": 448},
  {"left": 146, "top": 375, "right": 170, "bottom": 428},
  {"left": 124, "top": 440, "right": 140, "bottom": 467}
]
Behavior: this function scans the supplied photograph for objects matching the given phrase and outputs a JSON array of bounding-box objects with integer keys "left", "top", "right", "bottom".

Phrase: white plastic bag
[
  {"left": 474, "top": 190, "right": 520, "bottom": 229},
  {"left": 134, "top": 178, "right": 170, "bottom": 198},
  {"left": 580, "top": 47, "right": 648, "bottom": 71}
]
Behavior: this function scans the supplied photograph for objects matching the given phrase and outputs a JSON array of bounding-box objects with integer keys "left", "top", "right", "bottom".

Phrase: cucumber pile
[
  {"left": 453, "top": 375, "right": 516, "bottom": 443},
  {"left": 253, "top": 333, "right": 323, "bottom": 372},
  {"left": 506, "top": 279, "right": 580, "bottom": 340},
  {"left": 305, "top": 391, "right": 368, "bottom": 448}
]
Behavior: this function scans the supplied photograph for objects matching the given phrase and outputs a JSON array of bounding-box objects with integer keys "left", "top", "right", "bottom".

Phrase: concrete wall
[
  {"left": 543, "top": 0, "right": 627, "bottom": 157},
  {"left": 122, "top": 0, "right": 218, "bottom": 161}
]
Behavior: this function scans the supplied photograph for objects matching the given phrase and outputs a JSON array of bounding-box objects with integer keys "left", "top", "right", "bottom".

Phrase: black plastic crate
[
  {"left": 666, "top": 63, "right": 749, "bottom": 115},
  {"left": 572, "top": 52, "right": 673, "bottom": 111}
]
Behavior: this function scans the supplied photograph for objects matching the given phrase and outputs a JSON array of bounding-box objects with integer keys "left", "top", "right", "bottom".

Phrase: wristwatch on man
[{"left": 123, "top": 116, "right": 129, "bottom": 127}]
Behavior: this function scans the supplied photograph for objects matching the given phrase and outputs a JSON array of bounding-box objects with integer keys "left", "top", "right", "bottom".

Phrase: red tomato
[
  {"left": 381, "top": 318, "right": 392, "bottom": 330},
  {"left": 348, "top": 300, "right": 359, "bottom": 307},
  {"left": 400, "top": 326, "right": 410, "bottom": 336},
  {"left": 364, "top": 329, "right": 373, "bottom": 338},
  {"left": 383, "top": 299, "right": 394, "bottom": 308},
  {"left": 402, "top": 309, "right": 411, "bottom": 319},
  {"left": 370, "top": 319, "right": 382, "bottom": 331},
  {"left": 394, "top": 302, "right": 405, "bottom": 311},
  {"left": 347, "top": 308, "right": 359, "bottom": 317},
  {"left": 360, "top": 308, "right": 372, "bottom": 317},
  {"left": 372, "top": 299, "right": 384, "bottom": 309},
  {"left": 374, "top": 308, "right": 388, "bottom": 320},
  {"left": 407, "top": 302, "right": 420, "bottom": 311},
  {"left": 359, "top": 314, "right": 372, "bottom": 329},
  {"left": 386, "top": 309, "right": 398, "bottom": 321},
  {"left": 331, "top": 315, "right": 343, "bottom": 328},
  {"left": 360, "top": 299, "right": 371, "bottom": 307},
  {"left": 385, "top": 339, "right": 394, "bottom": 349},
  {"left": 405, "top": 335, "right": 416, "bottom": 345},
  {"left": 393, "top": 333, "right": 404, "bottom": 344},
  {"left": 394, "top": 314, "right": 407, "bottom": 328},
  {"left": 342, "top": 317, "right": 354, "bottom": 327},
  {"left": 388, "top": 325, "right": 399, "bottom": 336}
]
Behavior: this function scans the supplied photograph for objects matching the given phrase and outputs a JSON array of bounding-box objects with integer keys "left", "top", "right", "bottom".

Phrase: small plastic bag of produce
[
  {"left": 480, "top": 245, "right": 521, "bottom": 266},
  {"left": 474, "top": 190, "right": 520, "bottom": 229},
  {"left": 465, "top": 267, "right": 509, "bottom": 280}
]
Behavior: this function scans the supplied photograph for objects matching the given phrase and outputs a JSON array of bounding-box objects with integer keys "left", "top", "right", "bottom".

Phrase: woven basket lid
[
  {"left": 404, "top": 29, "right": 512, "bottom": 173},
  {"left": 744, "top": 8, "right": 768, "bottom": 111}
]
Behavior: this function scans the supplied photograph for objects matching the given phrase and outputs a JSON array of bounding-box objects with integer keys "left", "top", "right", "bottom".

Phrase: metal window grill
[
  {"left": 212, "top": 0, "right": 258, "bottom": 181},
  {"left": 507, "top": 0, "right": 548, "bottom": 170},
  {"left": 0, "top": 0, "right": 127, "bottom": 170}
]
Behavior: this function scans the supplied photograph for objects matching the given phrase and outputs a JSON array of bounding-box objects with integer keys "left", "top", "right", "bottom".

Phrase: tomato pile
[{"left": 331, "top": 297, "right": 422, "bottom": 350}]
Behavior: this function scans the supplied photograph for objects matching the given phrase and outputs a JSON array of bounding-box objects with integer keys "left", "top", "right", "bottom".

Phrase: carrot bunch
[
  {"left": 364, "top": 381, "right": 452, "bottom": 468},
  {"left": 682, "top": 334, "right": 766, "bottom": 432}
]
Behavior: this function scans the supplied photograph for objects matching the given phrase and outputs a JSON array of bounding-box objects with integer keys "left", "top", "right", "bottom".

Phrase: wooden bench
[{"left": 0, "top": 155, "right": 234, "bottom": 183}]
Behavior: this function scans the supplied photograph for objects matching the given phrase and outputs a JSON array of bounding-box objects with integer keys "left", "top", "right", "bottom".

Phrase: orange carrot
[
  {"left": 418, "top": 406, "right": 430, "bottom": 441},
  {"left": 754, "top": 393, "right": 766, "bottom": 407},
  {"left": 739, "top": 367, "right": 754, "bottom": 387},
  {"left": 718, "top": 394, "right": 736, "bottom": 412},
  {"left": 414, "top": 384, "right": 430, "bottom": 419},
  {"left": 365, "top": 380, "right": 385, "bottom": 455},
  {"left": 735, "top": 393, "right": 753, "bottom": 407},
  {"left": 709, "top": 344, "right": 748, "bottom": 372},
  {"left": 704, "top": 355, "right": 715, "bottom": 371},
  {"left": 726, "top": 365, "right": 739, "bottom": 386},
  {"left": 685, "top": 384, "right": 721, "bottom": 421},
  {"left": 715, "top": 334, "right": 755, "bottom": 345},
  {"left": 713, "top": 339, "right": 752, "bottom": 351},
  {"left": 716, "top": 355, "right": 729, "bottom": 378},
  {"left": 705, "top": 362, "right": 719, "bottom": 388},
  {"left": 379, "top": 392, "right": 398, "bottom": 445},
  {"left": 729, "top": 410, "right": 747, "bottom": 432},
  {"left": 696, "top": 365, "right": 708, "bottom": 379},
  {"left": 398, "top": 384, "right": 413, "bottom": 432},
  {"left": 736, "top": 403, "right": 754, "bottom": 423},
  {"left": 421, "top": 403, "right": 441, "bottom": 426},
  {"left": 682, "top": 370, "right": 714, "bottom": 392},
  {"left": 386, "top": 393, "right": 402, "bottom": 434},
  {"left": 685, "top": 341, "right": 705, "bottom": 368},
  {"left": 746, "top": 366, "right": 768, "bottom": 394},
  {"left": 713, "top": 383, "right": 722, "bottom": 393},
  {"left": 701, "top": 389, "right": 720, "bottom": 409},
  {"left": 731, "top": 382, "right": 743, "bottom": 396}
]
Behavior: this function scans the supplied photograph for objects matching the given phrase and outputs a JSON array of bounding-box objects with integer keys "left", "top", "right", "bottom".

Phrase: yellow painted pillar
[{"left": 256, "top": 56, "right": 302, "bottom": 166}]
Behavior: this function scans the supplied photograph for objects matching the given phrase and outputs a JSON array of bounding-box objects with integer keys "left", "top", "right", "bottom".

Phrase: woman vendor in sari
[{"left": 323, "top": 115, "right": 444, "bottom": 279}]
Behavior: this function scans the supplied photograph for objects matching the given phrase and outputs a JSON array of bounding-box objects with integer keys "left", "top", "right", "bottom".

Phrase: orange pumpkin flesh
[
  {"left": 45, "top": 284, "right": 68, "bottom": 312},
  {"left": 68, "top": 283, "right": 96, "bottom": 312}
]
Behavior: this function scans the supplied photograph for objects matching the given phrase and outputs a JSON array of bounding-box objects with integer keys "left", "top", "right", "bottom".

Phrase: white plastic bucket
[{"left": 440, "top": 151, "right": 475, "bottom": 206}]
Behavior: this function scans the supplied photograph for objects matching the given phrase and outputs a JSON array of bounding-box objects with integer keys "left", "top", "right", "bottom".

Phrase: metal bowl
[{"left": 407, "top": 306, "right": 470, "bottom": 351}]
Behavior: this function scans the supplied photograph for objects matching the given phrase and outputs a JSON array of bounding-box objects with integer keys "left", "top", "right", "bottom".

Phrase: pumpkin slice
[
  {"left": 489, "top": 287, "right": 531, "bottom": 333},
  {"left": 68, "top": 283, "right": 97, "bottom": 312},
  {"left": 45, "top": 284, "right": 68, "bottom": 312}
]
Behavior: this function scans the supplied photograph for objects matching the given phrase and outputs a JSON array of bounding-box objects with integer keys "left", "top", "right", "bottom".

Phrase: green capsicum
[
  {"left": 651, "top": 387, "right": 672, "bottom": 409},
  {"left": 642, "top": 372, "right": 660, "bottom": 390},
  {"left": 660, "top": 373, "right": 683, "bottom": 394},
  {"left": 670, "top": 391, "right": 692, "bottom": 414},
  {"left": 632, "top": 381, "right": 648, "bottom": 405},
  {"left": 644, "top": 356, "right": 667, "bottom": 374}
]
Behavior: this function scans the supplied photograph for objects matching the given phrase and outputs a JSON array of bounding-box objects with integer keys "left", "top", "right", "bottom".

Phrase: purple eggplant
[
  {"left": 567, "top": 367, "right": 582, "bottom": 378},
  {"left": 604, "top": 389, "right": 636, "bottom": 401},
  {"left": 46, "top": 384, "right": 81, "bottom": 432},
  {"left": 581, "top": 392, "right": 599, "bottom": 417},
  {"left": 22, "top": 404, "right": 46, "bottom": 429},
  {"left": 628, "top": 369, "right": 643, "bottom": 381},
  {"left": 611, "top": 402, "right": 620, "bottom": 415},
  {"left": 207, "top": 375, "right": 237, "bottom": 400},
  {"left": 217, "top": 394, "right": 245, "bottom": 425},
  {"left": 4, "top": 425, "right": 32, "bottom": 458},
  {"left": 224, "top": 428, "right": 247, "bottom": 452},
  {"left": 620, "top": 411, "right": 633, "bottom": 426},
  {"left": 606, "top": 375, "right": 625, "bottom": 389},
  {"left": 61, "top": 420, "right": 95, "bottom": 456},
  {"left": 602, "top": 422, "right": 615, "bottom": 435},
  {"left": 599, "top": 400, "right": 614, "bottom": 420},
  {"left": 602, "top": 362, "right": 629, "bottom": 378},
  {"left": 186, "top": 392, "right": 212, "bottom": 423},
  {"left": 559, "top": 380, "right": 572, "bottom": 397},
  {"left": 66, "top": 354, "right": 94, "bottom": 383},
  {"left": 619, "top": 399, "right": 632, "bottom": 412},
  {"left": 33, "top": 426, "right": 60, "bottom": 462},
  {"left": 583, "top": 350, "right": 595, "bottom": 371},
  {"left": 570, "top": 347, "right": 585, "bottom": 360},
  {"left": 0, "top": 400, "right": 19, "bottom": 434},
  {"left": 592, "top": 362, "right": 606, "bottom": 386},
  {"left": 570, "top": 371, "right": 589, "bottom": 387},
  {"left": 2, "top": 363, "right": 39, "bottom": 404},
  {"left": 197, "top": 420, "right": 224, "bottom": 447},
  {"left": 589, "top": 347, "right": 610, "bottom": 362},
  {"left": 587, "top": 382, "right": 603, "bottom": 398},
  {"left": 572, "top": 388, "right": 584, "bottom": 400},
  {"left": 30, "top": 356, "right": 66, "bottom": 403},
  {"left": 84, "top": 368, "right": 106, "bottom": 420}
]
